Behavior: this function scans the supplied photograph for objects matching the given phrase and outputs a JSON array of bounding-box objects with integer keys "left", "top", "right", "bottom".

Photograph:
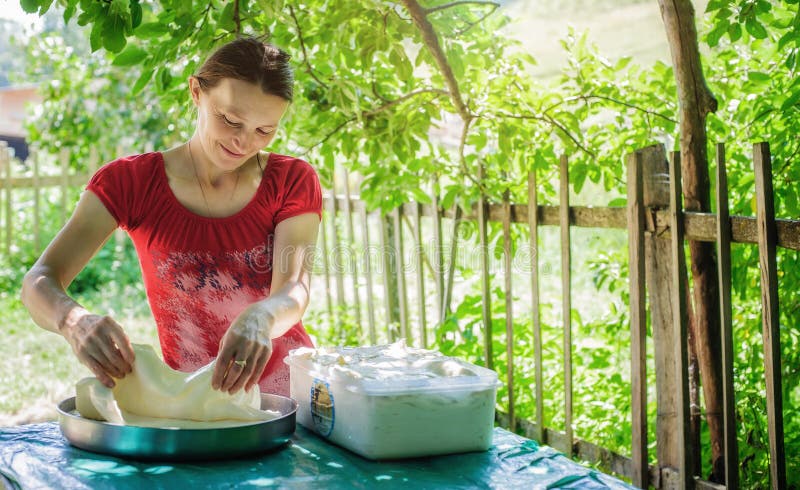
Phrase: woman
[{"left": 21, "top": 37, "right": 321, "bottom": 397}]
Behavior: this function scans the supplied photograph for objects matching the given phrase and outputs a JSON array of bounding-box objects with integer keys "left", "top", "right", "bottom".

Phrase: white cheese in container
[{"left": 285, "top": 341, "right": 500, "bottom": 460}]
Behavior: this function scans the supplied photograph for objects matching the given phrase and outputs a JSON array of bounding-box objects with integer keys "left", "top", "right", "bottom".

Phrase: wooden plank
[
  {"left": 431, "top": 178, "right": 445, "bottom": 325},
  {"left": 368, "top": 198, "right": 800, "bottom": 251},
  {"left": 442, "top": 205, "right": 462, "bottom": 325},
  {"left": 60, "top": 148, "right": 69, "bottom": 225},
  {"left": 498, "top": 411, "right": 724, "bottom": 490},
  {"left": 392, "top": 207, "right": 410, "bottom": 344},
  {"left": 502, "top": 185, "right": 515, "bottom": 433},
  {"left": 559, "top": 154, "right": 573, "bottom": 456},
  {"left": 379, "top": 212, "right": 395, "bottom": 340},
  {"left": 328, "top": 189, "right": 344, "bottom": 331},
  {"left": 360, "top": 205, "right": 377, "bottom": 345},
  {"left": 477, "top": 164, "right": 493, "bottom": 370},
  {"left": 640, "top": 144, "right": 681, "bottom": 481},
  {"left": 753, "top": 142, "right": 786, "bottom": 490},
  {"left": 527, "top": 170, "right": 544, "bottom": 443},
  {"left": 32, "top": 150, "right": 41, "bottom": 253},
  {"left": 715, "top": 143, "right": 739, "bottom": 489},
  {"left": 655, "top": 211, "right": 800, "bottom": 251},
  {"left": 668, "top": 150, "right": 694, "bottom": 489},
  {"left": 413, "top": 202, "right": 428, "bottom": 348},
  {"left": 1, "top": 142, "right": 10, "bottom": 257},
  {"left": 342, "top": 168, "right": 362, "bottom": 332},
  {"left": 627, "top": 149, "right": 648, "bottom": 489},
  {"left": 319, "top": 202, "right": 334, "bottom": 332}
]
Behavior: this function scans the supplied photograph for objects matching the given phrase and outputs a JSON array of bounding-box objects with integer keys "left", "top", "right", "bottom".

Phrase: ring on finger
[{"left": 234, "top": 359, "right": 247, "bottom": 368}]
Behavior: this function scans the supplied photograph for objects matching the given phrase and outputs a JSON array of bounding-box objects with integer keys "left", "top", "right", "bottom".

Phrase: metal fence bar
[
  {"left": 715, "top": 143, "right": 739, "bottom": 490},
  {"left": 753, "top": 142, "right": 786, "bottom": 490},
  {"left": 627, "top": 149, "right": 648, "bottom": 489},
  {"left": 431, "top": 178, "right": 445, "bottom": 325},
  {"left": 668, "top": 150, "right": 694, "bottom": 490},
  {"left": 559, "top": 154, "right": 573, "bottom": 456}
]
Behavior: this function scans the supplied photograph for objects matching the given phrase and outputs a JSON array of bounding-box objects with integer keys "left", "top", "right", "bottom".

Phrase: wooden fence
[{"left": 1, "top": 140, "right": 796, "bottom": 490}]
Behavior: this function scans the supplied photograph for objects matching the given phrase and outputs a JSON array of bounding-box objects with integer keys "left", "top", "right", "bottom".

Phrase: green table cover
[{"left": 0, "top": 423, "right": 635, "bottom": 489}]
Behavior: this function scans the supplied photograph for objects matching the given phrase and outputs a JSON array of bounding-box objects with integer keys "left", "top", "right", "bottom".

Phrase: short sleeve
[
  {"left": 274, "top": 159, "right": 323, "bottom": 225},
  {"left": 85, "top": 154, "right": 157, "bottom": 231}
]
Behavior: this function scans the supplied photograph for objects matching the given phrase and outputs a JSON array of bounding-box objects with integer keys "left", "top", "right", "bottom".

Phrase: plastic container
[{"left": 285, "top": 342, "right": 500, "bottom": 460}]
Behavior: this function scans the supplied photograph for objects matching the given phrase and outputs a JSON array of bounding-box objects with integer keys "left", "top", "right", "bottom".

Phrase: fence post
[
  {"left": 641, "top": 144, "right": 681, "bottom": 488},
  {"left": 1, "top": 142, "right": 11, "bottom": 257}
]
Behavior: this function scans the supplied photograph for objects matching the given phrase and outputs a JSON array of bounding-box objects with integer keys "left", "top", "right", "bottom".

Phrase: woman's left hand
[{"left": 212, "top": 303, "right": 273, "bottom": 394}]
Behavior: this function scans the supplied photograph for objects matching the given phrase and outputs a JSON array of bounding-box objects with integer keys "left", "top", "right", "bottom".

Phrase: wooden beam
[
  {"left": 753, "top": 142, "right": 786, "bottom": 490},
  {"left": 527, "top": 170, "right": 544, "bottom": 444},
  {"left": 559, "top": 154, "right": 573, "bottom": 457},
  {"left": 627, "top": 149, "right": 648, "bottom": 489},
  {"left": 668, "top": 150, "right": 694, "bottom": 489},
  {"left": 477, "top": 164, "right": 493, "bottom": 370},
  {"left": 715, "top": 143, "right": 739, "bottom": 489}
]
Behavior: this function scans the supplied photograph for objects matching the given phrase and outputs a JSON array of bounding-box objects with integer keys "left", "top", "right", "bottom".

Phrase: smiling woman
[{"left": 20, "top": 36, "right": 323, "bottom": 400}]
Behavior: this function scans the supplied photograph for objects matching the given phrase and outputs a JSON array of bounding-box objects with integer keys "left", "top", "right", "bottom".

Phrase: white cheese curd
[{"left": 286, "top": 341, "right": 500, "bottom": 459}]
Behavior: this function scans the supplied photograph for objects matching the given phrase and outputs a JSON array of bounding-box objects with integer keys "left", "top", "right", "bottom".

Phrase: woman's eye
[
  {"left": 257, "top": 128, "right": 274, "bottom": 136},
  {"left": 222, "top": 115, "right": 241, "bottom": 127}
]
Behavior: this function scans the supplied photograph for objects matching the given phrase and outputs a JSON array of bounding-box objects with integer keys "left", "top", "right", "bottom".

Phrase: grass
[{"left": 0, "top": 288, "right": 159, "bottom": 426}]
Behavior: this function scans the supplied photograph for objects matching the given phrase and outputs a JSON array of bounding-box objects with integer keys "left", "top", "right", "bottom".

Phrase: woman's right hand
[{"left": 60, "top": 311, "right": 135, "bottom": 388}]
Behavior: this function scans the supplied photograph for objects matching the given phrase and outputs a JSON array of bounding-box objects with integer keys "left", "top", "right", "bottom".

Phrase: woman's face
[{"left": 190, "top": 77, "right": 290, "bottom": 169}]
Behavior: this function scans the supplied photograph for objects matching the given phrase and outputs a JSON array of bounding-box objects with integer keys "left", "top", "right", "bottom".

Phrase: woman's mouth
[{"left": 220, "top": 144, "right": 245, "bottom": 158}]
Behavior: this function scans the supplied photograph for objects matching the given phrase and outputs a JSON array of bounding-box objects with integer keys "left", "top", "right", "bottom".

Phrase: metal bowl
[{"left": 57, "top": 393, "right": 296, "bottom": 461}]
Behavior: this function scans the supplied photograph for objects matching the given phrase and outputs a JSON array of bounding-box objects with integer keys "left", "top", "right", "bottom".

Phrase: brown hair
[{"left": 194, "top": 37, "right": 294, "bottom": 101}]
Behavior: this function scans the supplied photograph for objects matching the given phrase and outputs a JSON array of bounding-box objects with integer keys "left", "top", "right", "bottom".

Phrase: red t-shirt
[{"left": 86, "top": 151, "right": 322, "bottom": 395}]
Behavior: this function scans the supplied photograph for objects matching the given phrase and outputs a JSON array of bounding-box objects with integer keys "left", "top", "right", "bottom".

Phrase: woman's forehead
[{"left": 206, "top": 78, "right": 289, "bottom": 125}]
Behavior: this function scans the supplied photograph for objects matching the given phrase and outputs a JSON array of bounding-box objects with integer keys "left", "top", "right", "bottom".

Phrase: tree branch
[
  {"left": 400, "top": 0, "right": 472, "bottom": 122},
  {"left": 233, "top": 0, "right": 241, "bottom": 35},
  {"left": 425, "top": 1, "right": 500, "bottom": 14},
  {"left": 553, "top": 94, "right": 678, "bottom": 124},
  {"left": 363, "top": 88, "right": 449, "bottom": 117},
  {"left": 288, "top": 5, "right": 329, "bottom": 89},
  {"left": 490, "top": 110, "right": 596, "bottom": 157}
]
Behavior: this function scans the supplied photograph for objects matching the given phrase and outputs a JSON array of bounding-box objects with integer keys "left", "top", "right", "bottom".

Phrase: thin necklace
[{"left": 187, "top": 140, "right": 241, "bottom": 217}]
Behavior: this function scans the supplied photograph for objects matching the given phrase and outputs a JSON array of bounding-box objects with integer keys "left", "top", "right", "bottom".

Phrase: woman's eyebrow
[{"left": 217, "top": 105, "right": 277, "bottom": 128}]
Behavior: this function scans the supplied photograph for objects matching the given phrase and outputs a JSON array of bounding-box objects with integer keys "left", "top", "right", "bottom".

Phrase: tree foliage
[{"left": 12, "top": 0, "right": 800, "bottom": 487}]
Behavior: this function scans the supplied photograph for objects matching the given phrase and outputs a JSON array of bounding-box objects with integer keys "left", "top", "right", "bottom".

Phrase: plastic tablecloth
[{"left": 0, "top": 423, "right": 636, "bottom": 489}]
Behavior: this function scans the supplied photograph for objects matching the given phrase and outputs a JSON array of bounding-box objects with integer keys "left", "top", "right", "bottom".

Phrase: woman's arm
[
  {"left": 212, "top": 212, "right": 320, "bottom": 393},
  {"left": 21, "top": 190, "right": 135, "bottom": 387}
]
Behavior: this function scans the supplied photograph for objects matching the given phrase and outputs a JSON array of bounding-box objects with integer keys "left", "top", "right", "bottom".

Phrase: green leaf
[
  {"left": 706, "top": 21, "right": 729, "bottom": 47},
  {"left": 705, "top": 0, "right": 728, "bottom": 13},
  {"left": 20, "top": 0, "right": 40, "bottom": 14},
  {"left": 63, "top": 3, "right": 77, "bottom": 23},
  {"left": 745, "top": 17, "right": 768, "bottom": 39},
  {"left": 780, "top": 89, "right": 800, "bottom": 111},
  {"left": 112, "top": 45, "right": 148, "bottom": 66},
  {"left": 131, "top": 68, "right": 154, "bottom": 96},
  {"left": 747, "top": 71, "right": 770, "bottom": 83},
  {"left": 728, "top": 22, "right": 742, "bottom": 42},
  {"left": 131, "top": 2, "right": 143, "bottom": 29},
  {"left": 102, "top": 19, "right": 128, "bottom": 52},
  {"left": 135, "top": 22, "right": 169, "bottom": 39},
  {"left": 90, "top": 19, "right": 103, "bottom": 52}
]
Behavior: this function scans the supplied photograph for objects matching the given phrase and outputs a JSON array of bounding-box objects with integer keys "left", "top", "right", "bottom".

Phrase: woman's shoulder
[
  {"left": 93, "top": 151, "right": 162, "bottom": 180},
  {"left": 265, "top": 152, "right": 317, "bottom": 179}
]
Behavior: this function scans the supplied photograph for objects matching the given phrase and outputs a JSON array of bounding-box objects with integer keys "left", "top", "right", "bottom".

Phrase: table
[{"left": 0, "top": 423, "right": 635, "bottom": 489}]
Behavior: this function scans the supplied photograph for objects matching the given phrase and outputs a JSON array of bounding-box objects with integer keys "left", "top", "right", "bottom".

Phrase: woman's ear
[{"left": 188, "top": 76, "right": 201, "bottom": 106}]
